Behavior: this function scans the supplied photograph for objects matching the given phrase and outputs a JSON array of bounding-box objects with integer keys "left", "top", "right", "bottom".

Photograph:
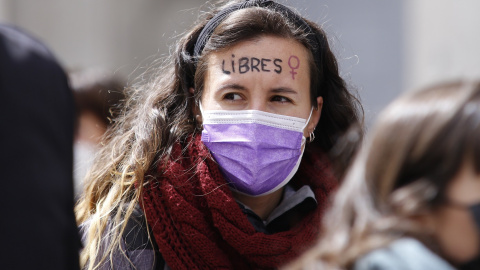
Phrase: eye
[
  {"left": 223, "top": 93, "right": 243, "bottom": 101},
  {"left": 271, "top": 95, "right": 292, "bottom": 103}
]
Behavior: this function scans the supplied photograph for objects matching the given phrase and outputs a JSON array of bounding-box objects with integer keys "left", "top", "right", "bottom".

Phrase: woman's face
[
  {"left": 430, "top": 162, "right": 480, "bottom": 264},
  {"left": 200, "top": 35, "right": 322, "bottom": 137}
]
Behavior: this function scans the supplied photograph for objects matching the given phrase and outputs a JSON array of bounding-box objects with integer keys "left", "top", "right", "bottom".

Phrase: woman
[
  {"left": 287, "top": 80, "right": 480, "bottom": 270},
  {"left": 76, "top": 0, "right": 362, "bottom": 269}
]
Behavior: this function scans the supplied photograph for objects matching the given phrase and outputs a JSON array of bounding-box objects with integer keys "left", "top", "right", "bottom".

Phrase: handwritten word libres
[
  {"left": 288, "top": 55, "right": 300, "bottom": 80},
  {"left": 221, "top": 54, "right": 288, "bottom": 75}
]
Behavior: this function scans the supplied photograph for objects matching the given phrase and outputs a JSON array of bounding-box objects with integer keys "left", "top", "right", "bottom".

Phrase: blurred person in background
[
  {"left": 286, "top": 80, "right": 480, "bottom": 270},
  {"left": 76, "top": 0, "right": 363, "bottom": 269},
  {"left": 0, "top": 24, "right": 80, "bottom": 270},
  {"left": 69, "top": 68, "right": 125, "bottom": 199}
]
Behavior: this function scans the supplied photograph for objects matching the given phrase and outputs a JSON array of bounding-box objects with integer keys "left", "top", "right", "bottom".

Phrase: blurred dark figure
[
  {"left": 68, "top": 68, "right": 125, "bottom": 199},
  {"left": 0, "top": 24, "right": 80, "bottom": 270}
]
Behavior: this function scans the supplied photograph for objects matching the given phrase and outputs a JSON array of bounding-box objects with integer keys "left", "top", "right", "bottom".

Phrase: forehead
[
  {"left": 205, "top": 35, "right": 311, "bottom": 90},
  {"left": 220, "top": 35, "right": 307, "bottom": 55},
  {"left": 208, "top": 35, "right": 310, "bottom": 67}
]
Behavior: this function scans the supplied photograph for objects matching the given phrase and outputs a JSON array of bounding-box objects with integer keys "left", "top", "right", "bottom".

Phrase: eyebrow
[
  {"left": 271, "top": 87, "right": 298, "bottom": 95},
  {"left": 215, "top": 84, "right": 298, "bottom": 95},
  {"left": 216, "top": 83, "right": 247, "bottom": 93}
]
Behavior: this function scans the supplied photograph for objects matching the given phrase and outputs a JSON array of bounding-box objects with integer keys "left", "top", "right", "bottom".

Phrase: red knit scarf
[{"left": 142, "top": 135, "right": 337, "bottom": 269}]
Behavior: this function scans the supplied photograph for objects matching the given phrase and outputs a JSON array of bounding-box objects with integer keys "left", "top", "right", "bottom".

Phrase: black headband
[{"left": 193, "top": 0, "right": 322, "bottom": 68}]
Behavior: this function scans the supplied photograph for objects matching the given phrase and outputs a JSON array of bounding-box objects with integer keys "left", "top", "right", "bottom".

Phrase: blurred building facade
[{"left": 1, "top": 0, "right": 480, "bottom": 123}]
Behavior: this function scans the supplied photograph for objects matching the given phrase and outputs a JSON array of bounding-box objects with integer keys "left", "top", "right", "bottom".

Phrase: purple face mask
[{"left": 200, "top": 106, "right": 312, "bottom": 197}]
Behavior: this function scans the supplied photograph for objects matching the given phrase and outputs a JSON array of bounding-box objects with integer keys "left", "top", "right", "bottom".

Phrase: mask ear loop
[
  {"left": 303, "top": 107, "right": 316, "bottom": 143},
  {"left": 198, "top": 101, "right": 204, "bottom": 115}
]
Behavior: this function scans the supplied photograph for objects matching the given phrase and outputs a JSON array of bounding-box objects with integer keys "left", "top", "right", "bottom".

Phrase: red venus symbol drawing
[{"left": 288, "top": 55, "right": 300, "bottom": 80}]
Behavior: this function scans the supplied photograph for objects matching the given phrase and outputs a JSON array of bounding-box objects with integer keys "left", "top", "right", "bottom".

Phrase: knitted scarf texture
[{"left": 142, "top": 135, "right": 337, "bottom": 269}]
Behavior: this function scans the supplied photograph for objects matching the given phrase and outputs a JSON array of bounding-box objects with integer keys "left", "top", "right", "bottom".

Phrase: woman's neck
[{"left": 232, "top": 187, "right": 285, "bottom": 220}]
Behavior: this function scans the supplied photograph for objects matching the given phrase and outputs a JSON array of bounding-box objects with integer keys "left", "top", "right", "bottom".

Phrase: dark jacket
[{"left": 0, "top": 24, "right": 80, "bottom": 270}]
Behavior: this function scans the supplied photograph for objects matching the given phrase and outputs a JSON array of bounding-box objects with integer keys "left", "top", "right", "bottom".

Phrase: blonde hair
[{"left": 287, "top": 80, "right": 480, "bottom": 269}]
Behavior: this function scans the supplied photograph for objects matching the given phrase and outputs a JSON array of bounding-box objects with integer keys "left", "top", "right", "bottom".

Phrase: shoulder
[
  {"left": 80, "top": 204, "right": 164, "bottom": 270},
  {"left": 123, "top": 204, "right": 153, "bottom": 251},
  {"left": 353, "top": 238, "right": 455, "bottom": 270},
  {"left": 79, "top": 204, "right": 150, "bottom": 249},
  {"left": 122, "top": 205, "right": 166, "bottom": 269}
]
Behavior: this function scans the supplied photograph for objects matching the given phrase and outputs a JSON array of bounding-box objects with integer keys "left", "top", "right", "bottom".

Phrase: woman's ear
[
  {"left": 304, "top": 96, "right": 322, "bottom": 138},
  {"left": 311, "top": 96, "right": 323, "bottom": 129},
  {"left": 411, "top": 212, "right": 438, "bottom": 236},
  {"left": 189, "top": 87, "right": 202, "bottom": 124}
]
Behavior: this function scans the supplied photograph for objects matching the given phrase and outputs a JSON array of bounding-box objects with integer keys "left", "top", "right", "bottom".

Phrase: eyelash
[
  {"left": 271, "top": 95, "right": 293, "bottom": 103},
  {"left": 223, "top": 93, "right": 243, "bottom": 101},
  {"left": 222, "top": 93, "right": 293, "bottom": 104}
]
